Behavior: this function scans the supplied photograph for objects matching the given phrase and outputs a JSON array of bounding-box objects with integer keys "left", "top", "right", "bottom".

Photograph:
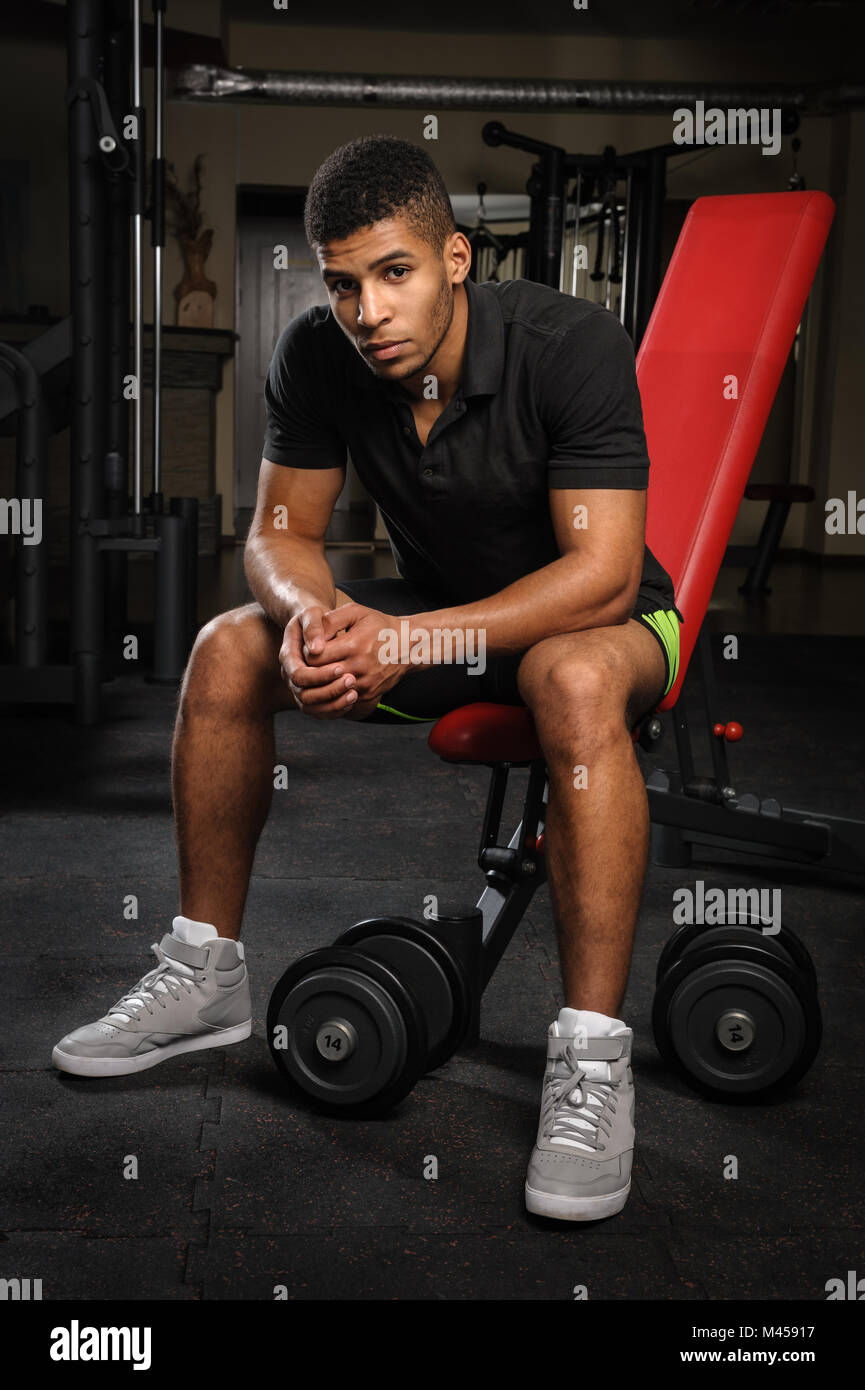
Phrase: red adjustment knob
[
  {"left": 525, "top": 832, "right": 546, "bottom": 854},
  {"left": 713, "top": 721, "right": 744, "bottom": 741}
]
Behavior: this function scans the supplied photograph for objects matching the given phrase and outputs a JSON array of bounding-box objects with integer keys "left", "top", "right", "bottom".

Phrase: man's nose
[{"left": 357, "top": 288, "right": 389, "bottom": 327}]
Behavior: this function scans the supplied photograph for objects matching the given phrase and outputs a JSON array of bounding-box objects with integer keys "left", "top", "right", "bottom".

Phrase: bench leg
[{"left": 740, "top": 499, "right": 791, "bottom": 596}]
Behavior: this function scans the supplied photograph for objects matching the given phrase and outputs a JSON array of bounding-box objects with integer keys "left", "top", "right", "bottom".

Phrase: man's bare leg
[
  {"left": 516, "top": 621, "right": 666, "bottom": 1017},
  {"left": 171, "top": 591, "right": 361, "bottom": 941}
]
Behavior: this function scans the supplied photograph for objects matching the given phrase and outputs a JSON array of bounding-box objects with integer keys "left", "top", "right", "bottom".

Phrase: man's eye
[
  {"left": 387, "top": 267, "right": 408, "bottom": 280},
  {"left": 332, "top": 279, "right": 354, "bottom": 295}
]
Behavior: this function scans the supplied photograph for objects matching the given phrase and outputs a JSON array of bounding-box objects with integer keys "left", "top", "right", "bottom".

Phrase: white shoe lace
[
  {"left": 106, "top": 943, "right": 198, "bottom": 1023},
  {"left": 542, "top": 1041, "right": 619, "bottom": 1155}
]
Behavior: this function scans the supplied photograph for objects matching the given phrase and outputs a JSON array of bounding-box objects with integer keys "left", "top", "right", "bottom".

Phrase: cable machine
[
  {"left": 0, "top": 0, "right": 195, "bottom": 724},
  {"left": 484, "top": 121, "right": 684, "bottom": 347}
]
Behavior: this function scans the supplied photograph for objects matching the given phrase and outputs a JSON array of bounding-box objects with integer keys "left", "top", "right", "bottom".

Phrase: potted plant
[{"left": 164, "top": 153, "right": 216, "bottom": 327}]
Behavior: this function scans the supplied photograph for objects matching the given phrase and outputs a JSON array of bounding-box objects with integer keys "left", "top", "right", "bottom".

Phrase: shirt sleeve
[
  {"left": 262, "top": 312, "right": 348, "bottom": 469},
  {"left": 537, "top": 308, "right": 650, "bottom": 489}
]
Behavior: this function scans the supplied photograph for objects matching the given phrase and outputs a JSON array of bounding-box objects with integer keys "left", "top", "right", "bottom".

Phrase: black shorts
[{"left": 337, "top": 576, "right": 683, "bottom": 726}]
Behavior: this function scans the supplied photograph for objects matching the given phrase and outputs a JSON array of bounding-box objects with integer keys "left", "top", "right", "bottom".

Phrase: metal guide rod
[
  {"left": 620, "top": 170, "right": 632, "bottom": 329},
  {"left": 558, "top": 182, "right": 568, "bottom": 293},
  {"left": 605, "top": 204, "right": 614, "bottom": 311},
  {"left": 151, "top": 0, "right": 166, "bottom": 508},
  {"left": 131, "top": 0, "right": 143, "bottom": 522},
  {"left": 570, "top": 171, "right": 582, "bottom": 298}
]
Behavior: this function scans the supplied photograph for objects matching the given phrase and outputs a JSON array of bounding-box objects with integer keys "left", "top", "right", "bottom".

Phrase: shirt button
[
  {"left": 422, "top": 467, "right": 433, "bottom": 477},
  {"left": 403, "top": 426, "right": 412, "bottom": 436}
]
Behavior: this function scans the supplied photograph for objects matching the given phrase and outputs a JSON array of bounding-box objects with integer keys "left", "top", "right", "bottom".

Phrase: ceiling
[
  {"left": 1, "top": 1, "right": 225, "bottom": 63},
  {"left": 7, "top": 0, "right": 863, "bottom": 52},
  {"left": 226, "top": 0, "right": 865, "bottom": 41}
]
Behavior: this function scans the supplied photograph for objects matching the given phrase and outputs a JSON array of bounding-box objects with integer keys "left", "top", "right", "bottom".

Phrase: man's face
[{"left": 315, "top": 215, "right": 462, "bottom": 383}]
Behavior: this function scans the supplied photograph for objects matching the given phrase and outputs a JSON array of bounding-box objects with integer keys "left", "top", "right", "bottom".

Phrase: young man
[{"left": 53, "top": 135, "right": 682, "bottom": 1224}]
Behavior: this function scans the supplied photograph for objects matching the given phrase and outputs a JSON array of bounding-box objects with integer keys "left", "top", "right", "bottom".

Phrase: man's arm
[
  {"left": 245, "top": 458, "right": 368, "bottom": 714},
  {"left": 404, "top": 487, "right": 645, "bottom": 660},
  {"left": 243, "top": 458, "right": 346, "bottom": 631}
]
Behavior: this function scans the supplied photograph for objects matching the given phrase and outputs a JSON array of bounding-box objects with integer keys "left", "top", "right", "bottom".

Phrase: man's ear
[{"left": 445, "top": 230, "right": 472, "bottom": 285}]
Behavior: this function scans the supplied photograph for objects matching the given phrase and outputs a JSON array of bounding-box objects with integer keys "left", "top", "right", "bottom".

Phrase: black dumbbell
[
  {"left": 652, "top": 926, "right": 821, "bottom": 1100},
  {"left": 267, "top": 946, "right": 428, "bottom": 1118},
  {"left": 267, "top": 918, "right": 472, "bottom": 1117},
  {"left": 335, "top": 916, "right": 472, "bottom": 1073},
  {"left": 656, "top": 917, "right": 818, "bottom": 991}
]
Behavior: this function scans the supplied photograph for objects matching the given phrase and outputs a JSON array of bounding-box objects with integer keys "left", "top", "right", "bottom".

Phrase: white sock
[
  {"left": 551, "top": 1008, "right": 629, "bottom": 1088},
  {"left": 556, "top": 1007, "right": 628, "bottom": 1038},
  {"left": 171, "top": 914, "right": 218, "bottom": 948},
  {"left": 171, "top": 915, "right": 244, "bottom": 960}
]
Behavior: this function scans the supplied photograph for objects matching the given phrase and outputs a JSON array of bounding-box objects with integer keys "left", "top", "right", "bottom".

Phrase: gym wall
[{"left": 0, "top": 9, "right": 860, "bottom": 557}]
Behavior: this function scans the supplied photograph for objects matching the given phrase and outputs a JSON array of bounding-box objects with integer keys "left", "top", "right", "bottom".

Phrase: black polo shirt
[{"left": 262, "top": 275, "right": 679, "bottom": 612}]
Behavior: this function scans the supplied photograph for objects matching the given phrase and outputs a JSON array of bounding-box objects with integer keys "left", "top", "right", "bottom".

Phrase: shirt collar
[{"left": 345, "top": 274, "right": 505, "bottom": 400}]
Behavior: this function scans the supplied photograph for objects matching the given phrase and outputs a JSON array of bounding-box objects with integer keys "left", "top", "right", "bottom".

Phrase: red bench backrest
[{"left": 636, "top": 191, "right": 835, "bottom": 708}]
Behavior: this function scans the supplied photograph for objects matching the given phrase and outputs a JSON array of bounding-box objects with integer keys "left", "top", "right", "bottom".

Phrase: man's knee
[
  {"left": 517, "top": 638, "right": 621, "bottom": 717},
  {"left": 182, "top": 604, "right": 282, "bottom": 714},
  {"left": 516, "top": 640, "right": 635, "bottom": 766}
]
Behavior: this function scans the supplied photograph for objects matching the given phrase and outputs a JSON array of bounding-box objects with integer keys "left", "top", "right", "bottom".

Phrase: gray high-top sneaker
[
  {"left": 51, "top": 916, "right": 252, "bottom": 1077},
  {"left": 525, "top": 1008, "right": 635, "bottom": 1221}
]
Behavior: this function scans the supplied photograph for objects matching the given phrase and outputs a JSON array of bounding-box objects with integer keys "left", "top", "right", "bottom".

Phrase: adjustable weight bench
[{"left": 268, "top": 191, "right": 842, "bottom": 1116}]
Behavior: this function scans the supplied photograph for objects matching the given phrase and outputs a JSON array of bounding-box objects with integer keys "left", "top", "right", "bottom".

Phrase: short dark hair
[{"left": 304, "top": 135, "right": 456, "bottom": 254}]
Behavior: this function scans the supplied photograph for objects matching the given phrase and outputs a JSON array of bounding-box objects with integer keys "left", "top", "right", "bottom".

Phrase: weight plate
[
  {"left": 652, "top": 941, "right": 822, "bottom": 1099},
  {"left": 336, "top": 916, "right": 471, "bottom": 1072},
  {"left": 764, "top": 922, "right": 818, "bottom": 991},
  {"left": 656, "top": 915, "right": 818, "bottom": 992},
  {"left": 656, "top": 924, "right": 694, "bottom": 984},
  {"left": 677, "top": 925, "right": 794, "bottom": 977},
  {"left": 266, "top": 947, "right": 428, "bottom": 1117}
]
